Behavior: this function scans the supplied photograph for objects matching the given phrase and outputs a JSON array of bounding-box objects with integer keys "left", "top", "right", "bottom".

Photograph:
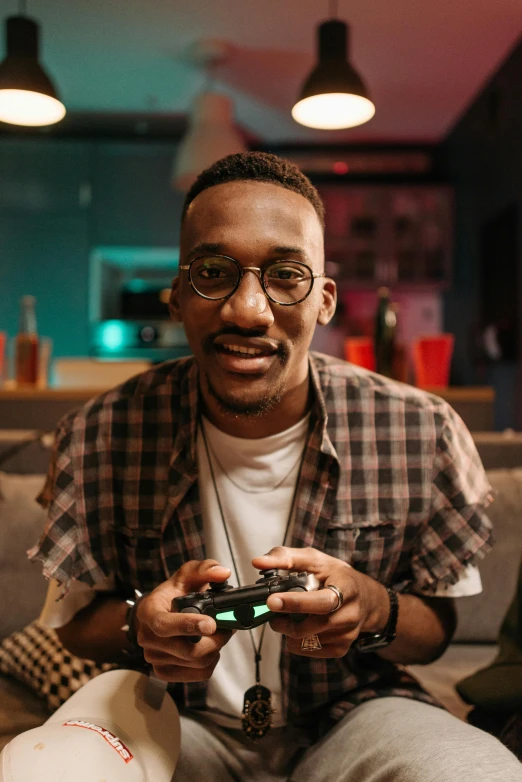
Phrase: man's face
[{"left": 171, "top": 180, "right": 336, "bottom": 418}]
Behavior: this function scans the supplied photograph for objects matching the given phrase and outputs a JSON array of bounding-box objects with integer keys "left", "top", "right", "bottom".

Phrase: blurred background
[{"left": 0, "top": 0, "right": 521, "bottom": 431}]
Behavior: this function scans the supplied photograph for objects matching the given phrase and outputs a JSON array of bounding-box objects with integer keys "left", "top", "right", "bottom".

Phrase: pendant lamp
[
  {"left": 292, "top": 18, "right": 375, "bottom": 130},
  {"left": 0, "top": 14, "right": 66, "bottom": 127},
  {"left": 172, "top": 91, "right": 246, "bottom": 192}
]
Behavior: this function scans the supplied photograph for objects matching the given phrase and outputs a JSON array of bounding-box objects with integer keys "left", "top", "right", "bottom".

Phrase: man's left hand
[{"left": 251, "top": 547, "right": 388, "bottom": 658}]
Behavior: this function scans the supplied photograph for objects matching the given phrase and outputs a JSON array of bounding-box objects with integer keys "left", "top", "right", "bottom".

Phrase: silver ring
[
  {"left": 325, "top": 584, "right": 344, "bottom": 613},
  {"left": 301, "top": 634, "right": 322, "bottom": 651}
]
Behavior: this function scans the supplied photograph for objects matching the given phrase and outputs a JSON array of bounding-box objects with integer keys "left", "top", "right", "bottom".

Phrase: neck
[{"left": 199, "top": 375, "right": 312, "bottom": 438}]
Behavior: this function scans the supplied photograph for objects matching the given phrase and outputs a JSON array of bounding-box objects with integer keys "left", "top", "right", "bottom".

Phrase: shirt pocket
[
  {"left": 325, "top": 515, "right": 405, "bottom": 584},
  {"left": 113, "top": 525, "right": 164, "bottom": 594}
]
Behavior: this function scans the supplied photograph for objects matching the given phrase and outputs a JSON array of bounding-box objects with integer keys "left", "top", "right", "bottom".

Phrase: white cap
[{"left": 0, "top": 670, "right": 180, "bottom": 782}]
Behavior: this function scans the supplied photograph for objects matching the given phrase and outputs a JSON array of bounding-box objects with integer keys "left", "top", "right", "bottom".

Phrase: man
[{"left": 29, "top": 152, "right": 521, "bottom": 780}]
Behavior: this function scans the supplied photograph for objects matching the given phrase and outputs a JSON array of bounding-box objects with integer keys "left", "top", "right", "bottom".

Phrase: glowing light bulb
[{"left": 292, "top": 93, "right": 375, "bottom": 130}]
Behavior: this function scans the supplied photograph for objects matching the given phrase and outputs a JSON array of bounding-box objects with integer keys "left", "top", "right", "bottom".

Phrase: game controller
[{"left": 172, "top": 570, "right": 320, "bottom": 638}]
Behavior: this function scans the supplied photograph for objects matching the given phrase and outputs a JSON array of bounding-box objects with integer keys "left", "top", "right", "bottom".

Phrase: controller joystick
[{"left": 208, "top": 580, "right": 230, "bottom": 591}]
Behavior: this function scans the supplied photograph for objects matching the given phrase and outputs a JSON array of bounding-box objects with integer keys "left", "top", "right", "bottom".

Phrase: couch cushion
[
  {"left": 453, "top": 468, "right": 522, "bottom": 642},
  {"left": 408, "top": 644, "right": 498, "bottom": 721},
  {"left": 0, "top": 471, "right": 48, "bottom": 641},
  {"left": 0, "top": 621, "right": 115, "bottom": 713},
  {"left": 0, "top": 432, "right": 53, "bottom": 475}
]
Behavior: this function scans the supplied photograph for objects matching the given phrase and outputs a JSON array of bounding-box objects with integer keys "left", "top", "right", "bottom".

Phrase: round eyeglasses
[{"left": 180, "top": 255, "right": 325, "bottom": 306}]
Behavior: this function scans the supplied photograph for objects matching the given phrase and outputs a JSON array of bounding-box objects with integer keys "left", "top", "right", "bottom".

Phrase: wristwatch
[{"left": 353, "top": 586, "right": 399, "bottom": 653}]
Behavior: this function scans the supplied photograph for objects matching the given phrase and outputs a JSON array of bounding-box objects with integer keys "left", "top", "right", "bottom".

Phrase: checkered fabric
[
  {"left": 0, "top": 620, "right": 114, "bottom": 712},
  {"left": 28, "top": 353, "right": 494, "bottom": 734}
]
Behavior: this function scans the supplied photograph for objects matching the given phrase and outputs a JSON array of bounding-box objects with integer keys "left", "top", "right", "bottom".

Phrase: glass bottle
[
  {"left": 15, "top": 295, "right": 39, "bottom": 385},
  {"left": 374, "top": 287, "right": 396, "bottom": 377}
]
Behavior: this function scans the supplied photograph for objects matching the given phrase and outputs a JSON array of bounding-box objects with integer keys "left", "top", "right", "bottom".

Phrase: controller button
[{"left": 260, "top": 569, "right": 278, "bottom": 579}]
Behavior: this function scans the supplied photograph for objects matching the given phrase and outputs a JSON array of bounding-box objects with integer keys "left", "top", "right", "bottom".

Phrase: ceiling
[{"left": 1, "top": 0, "right": 521, "bottom": 143}]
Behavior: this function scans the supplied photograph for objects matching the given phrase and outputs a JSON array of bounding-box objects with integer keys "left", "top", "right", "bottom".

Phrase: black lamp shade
[
  {"left": 299, "top": 21, "right": 370, "bottom": 101},
  {"left": 0, "top": 16, "right": 65, "bottom": 126}
]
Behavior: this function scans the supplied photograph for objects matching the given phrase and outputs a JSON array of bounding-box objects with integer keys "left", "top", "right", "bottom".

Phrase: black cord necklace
[{"left": 199, "top": 417, "right": 308, "bottom": 740}]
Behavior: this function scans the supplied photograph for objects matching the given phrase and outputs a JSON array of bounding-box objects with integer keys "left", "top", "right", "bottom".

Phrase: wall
[
  {"left": 0, "top": 138, "right": 184, "bottom": 360},
  {"left": 437, "top": 37, "right": 522, "bottom": 428}
]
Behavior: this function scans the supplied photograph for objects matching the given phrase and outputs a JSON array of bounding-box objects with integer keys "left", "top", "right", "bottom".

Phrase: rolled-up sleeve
[
  {"left": 410, "top": 404, "right": 495, "bottom": 594},
  {"left": 27, "top": 413, "right": 110, "bottom": 596}
]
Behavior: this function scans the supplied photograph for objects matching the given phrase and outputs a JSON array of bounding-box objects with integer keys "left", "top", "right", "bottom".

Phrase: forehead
[{"left": 181, "top": 180, "right": 323, "bottom": 255}]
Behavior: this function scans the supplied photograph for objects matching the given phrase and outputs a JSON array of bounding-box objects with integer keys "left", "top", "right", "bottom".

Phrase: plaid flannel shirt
[{"left": 29, "top": 353, "right": 494, "bottom": 736}]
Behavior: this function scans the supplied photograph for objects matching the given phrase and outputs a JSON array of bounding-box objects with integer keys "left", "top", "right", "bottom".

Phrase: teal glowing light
[
  {"left": 100, "top": 321, "right": 125, "bottom": 351},
  {"left": 253, "top": 604, "right": 271, "bottom": 617},
  {"left": 216, "top": 610, "right": 236, "bottom": 622}
]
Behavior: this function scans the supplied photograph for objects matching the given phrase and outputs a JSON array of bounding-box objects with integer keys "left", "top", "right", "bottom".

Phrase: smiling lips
[
  {"left": 220, "top": 343, "right": 267, "bottom": 357},
  {"left": 213, "top": 336, "right": 279, "bottom": 373}
]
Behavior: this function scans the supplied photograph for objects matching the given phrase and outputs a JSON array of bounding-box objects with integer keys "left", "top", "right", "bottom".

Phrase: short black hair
[{"left": 182, "top": 151, "right": 325, "bottom": 228}]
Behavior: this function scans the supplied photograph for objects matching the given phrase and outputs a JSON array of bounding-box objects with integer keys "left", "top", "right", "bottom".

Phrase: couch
[{"left": 1, "top": 429, "right": 521, "bottom": 751}]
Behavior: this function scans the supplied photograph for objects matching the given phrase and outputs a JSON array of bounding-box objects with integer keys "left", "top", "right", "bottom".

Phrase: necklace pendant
[{"left": 241, "top": 685, "right": 274, "bottom": 741}]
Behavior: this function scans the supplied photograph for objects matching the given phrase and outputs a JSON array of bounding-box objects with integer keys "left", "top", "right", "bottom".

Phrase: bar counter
[{"left": 0, "top": 385, "right": 495, "bottom": 432}]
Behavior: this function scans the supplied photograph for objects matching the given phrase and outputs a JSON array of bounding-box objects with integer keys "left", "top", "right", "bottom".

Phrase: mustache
[{"left": 202, "top": 327, "right": 289, "bottom": 361}]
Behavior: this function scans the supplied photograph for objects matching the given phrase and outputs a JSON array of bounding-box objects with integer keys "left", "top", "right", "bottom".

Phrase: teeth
[{"left": 222, "top": 344, "right": 264, "bottom": 356}]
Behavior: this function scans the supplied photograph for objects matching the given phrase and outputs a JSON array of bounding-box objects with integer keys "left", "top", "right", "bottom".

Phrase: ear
[
  {"left": 168, "top": 276, "right": 183, "bottom": 323},
  {"left": 317, "top": 278, "right": 337, "bottom": 326}
]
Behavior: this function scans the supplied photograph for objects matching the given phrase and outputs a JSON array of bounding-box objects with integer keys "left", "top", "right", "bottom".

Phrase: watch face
[{"left": 354, "top": 633, "right": 392, "bottom": 652}]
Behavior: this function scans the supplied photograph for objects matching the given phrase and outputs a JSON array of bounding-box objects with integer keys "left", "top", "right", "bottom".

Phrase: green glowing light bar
[{"left": 215, "top": 610, "right": 236, "bottom": 622}]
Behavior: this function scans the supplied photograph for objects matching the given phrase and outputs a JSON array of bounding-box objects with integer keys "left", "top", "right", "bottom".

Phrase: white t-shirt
[{"left": 39, "top": 414, "right": 482, "bottom": 729}]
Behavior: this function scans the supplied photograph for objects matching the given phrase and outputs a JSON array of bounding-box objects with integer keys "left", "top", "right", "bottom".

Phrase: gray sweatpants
[{"left": 173, "top": 698, "right": 522, "bottom": 782}]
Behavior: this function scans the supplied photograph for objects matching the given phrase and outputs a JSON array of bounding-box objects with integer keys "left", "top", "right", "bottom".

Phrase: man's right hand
[{"left": 135, "top": 559, "right": 234, "bottom": 683}]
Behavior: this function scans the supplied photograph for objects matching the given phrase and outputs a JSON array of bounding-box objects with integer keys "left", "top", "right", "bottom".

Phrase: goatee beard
[{"left": 205, "top": 375, "right": 284, "bottom": 418}]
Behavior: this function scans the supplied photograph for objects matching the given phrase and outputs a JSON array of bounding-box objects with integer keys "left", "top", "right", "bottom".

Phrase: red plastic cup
[
  {"left": 413, "top": 334, "right": 454, "bottom": 388},
  {"left": 344, "top": 337, "right": 376, "bottom": 372}
]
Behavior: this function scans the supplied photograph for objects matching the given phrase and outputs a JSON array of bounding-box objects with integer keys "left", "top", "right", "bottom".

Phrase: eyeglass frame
[{"left": 179, "top": 255, "right": 325, "bottom": 306}]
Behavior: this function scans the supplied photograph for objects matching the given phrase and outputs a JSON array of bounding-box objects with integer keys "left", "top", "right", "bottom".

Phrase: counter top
[
  {"left": 0, "top": 385, "right": 495, "bottom": 401},
  {"left": 0, "top": 387, "right": 106, "bottom": 400}
]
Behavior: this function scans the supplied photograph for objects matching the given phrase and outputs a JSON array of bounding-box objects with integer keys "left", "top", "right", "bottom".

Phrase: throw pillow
[{"left": 0, "top": 620, "right": 116, "bottom": 712}]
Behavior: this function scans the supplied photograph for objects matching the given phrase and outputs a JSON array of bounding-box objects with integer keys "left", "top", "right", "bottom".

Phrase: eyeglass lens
[{"left": 189, "top": 256, "right": 313, "bottom": 304}]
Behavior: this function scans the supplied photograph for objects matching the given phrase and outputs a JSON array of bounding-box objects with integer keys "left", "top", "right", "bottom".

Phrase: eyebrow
[{"left": 187, "top": 243, "right": 310, "bottom": 262}]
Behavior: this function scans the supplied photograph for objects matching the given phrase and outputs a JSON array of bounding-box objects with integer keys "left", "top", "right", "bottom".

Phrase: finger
[
  {"left": 143, "top": 648, "right": 220, "bottom": 670},
  {"left": 270, "top": 612, "right": 360, "bottom": 640},
  {"left": 251, "top": 546, "right": 333, "bottom": 577},
  {"left": 269, "top": 614, "right": 335, "bottom": 639},
  {"left": 152, "top": 659, "right": 219, "bottom": 683},
  {"left": 140, "top": 609, "right": 218, "bottom": 640},
  {"left": 144, "top": 561, "right": 231, "bottom": 615},
  {"left": 266, "top": 586, "right": 340, "bottom": 616},
  {"left": 142, "top": 629, "right": 234, "bottom": 660},
  {"left": 169, "top": 559, "right": 231, "bottom": 594}
]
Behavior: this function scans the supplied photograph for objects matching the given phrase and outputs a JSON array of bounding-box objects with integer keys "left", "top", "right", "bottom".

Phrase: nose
[{"left": 219, "top": 269, "right": 274, "bottom": 330}]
